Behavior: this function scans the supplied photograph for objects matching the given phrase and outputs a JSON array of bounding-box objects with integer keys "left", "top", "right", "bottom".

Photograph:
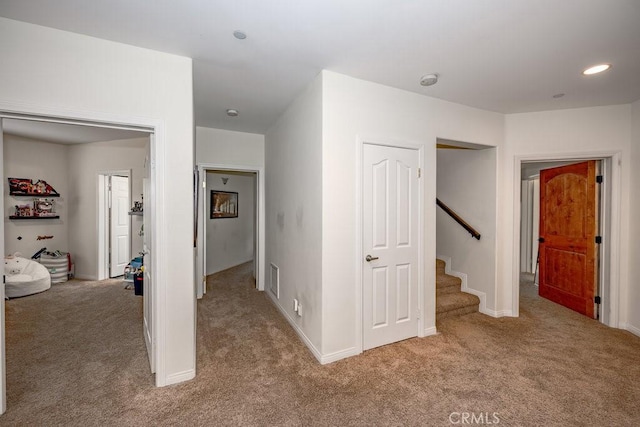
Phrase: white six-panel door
[
  {"left": 363, "top": 143, "right": 420, "bottom": 350},
  {"left": 109, "top": 175, "right": 130, "bottom": 277},
  {"left": 143, "top": 172, "right": 155, "bottom": 372}
]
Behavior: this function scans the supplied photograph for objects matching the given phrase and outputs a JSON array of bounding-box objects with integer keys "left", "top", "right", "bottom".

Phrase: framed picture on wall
[{"left": 210, "top": 190, "right": 238, "bottom": 219}]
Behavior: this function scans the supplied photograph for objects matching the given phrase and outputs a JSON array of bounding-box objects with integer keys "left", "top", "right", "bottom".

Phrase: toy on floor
[{"left": 124, "top": 256, "right": 144, "bottom": 295}]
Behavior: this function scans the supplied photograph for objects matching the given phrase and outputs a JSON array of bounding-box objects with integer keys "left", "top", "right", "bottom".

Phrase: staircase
[{"left": 436, "top": 259, "right": 480, "bottom": 321}]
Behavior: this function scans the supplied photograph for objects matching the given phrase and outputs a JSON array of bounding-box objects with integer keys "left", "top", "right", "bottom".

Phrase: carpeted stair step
[
  {"left": 436, "top": 292, "right": 480, "bottom": 320},
  {"left": 435, "top": 259, "right": 480, "bottom": 321},
  {"left": 436, "top": 273, "right": 461, "bottom": 296}
]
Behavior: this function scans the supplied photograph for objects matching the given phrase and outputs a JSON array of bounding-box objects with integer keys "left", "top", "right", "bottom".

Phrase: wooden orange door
[{"left": 539, "top": 161, "right": 597, "bottom": 318}]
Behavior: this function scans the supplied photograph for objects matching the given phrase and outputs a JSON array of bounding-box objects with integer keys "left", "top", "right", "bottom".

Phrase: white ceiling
[
  {"left": 1, "top": 119, "right": 148, "bottom": 144},
  {"left": 1, "top": 0, "right": 639, "bottom": 135}
]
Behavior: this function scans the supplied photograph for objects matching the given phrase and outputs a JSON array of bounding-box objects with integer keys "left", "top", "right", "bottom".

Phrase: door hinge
[
  {"left": 595, "top": 236, "right": 602, "bottom": 244},
  {"left": 538, "top": 237, "right": 545, "bottom": 243},
  {"left": 416, "top": 308, "right": 421, "bottom": 320},
  {"left": 202, "top": 275, "right": 206, "bottom": 284},
  {"left": 417, "top": 168, "right": 421, "bottom": 178},
  {"left": 596, "top": 175, "right": 603, "bottom": 184},
  {"left": 594, "top": 296, "right": 601, "bottom": 304},
  {"left": 202, "top": 181, "right": 206, "bottom": 189}
]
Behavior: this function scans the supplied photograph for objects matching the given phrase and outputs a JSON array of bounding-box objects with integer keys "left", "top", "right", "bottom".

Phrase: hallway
[{"left": 3, "top": 263, "right": 640, "bottom": 425}]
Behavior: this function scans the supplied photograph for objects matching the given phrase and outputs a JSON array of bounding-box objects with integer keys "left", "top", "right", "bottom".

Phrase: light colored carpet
[{"left": 2, "top": 264, "right": 640, "bottom": 426}]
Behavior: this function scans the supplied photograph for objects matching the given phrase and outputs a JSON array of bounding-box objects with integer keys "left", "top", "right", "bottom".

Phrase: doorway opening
[
  {"left": 435, "top": 138, "right": 497, "bottom": 317},
  {"left": 0, "top": 113, "right": 158, "bottom": 413},
  {"left": 206, "top": 170, "right": 256, "bottom": 286},
  {"left": 98, "top": 172, "right": 134, "bottom": 280},
  {"left": 516, "top": 154, "right": 619, "bottom": 326},
  {"left": 196, "top": 163, "right": 265, "bottom": 298}
]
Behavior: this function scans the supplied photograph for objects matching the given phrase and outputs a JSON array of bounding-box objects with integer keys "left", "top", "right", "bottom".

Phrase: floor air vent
[{"left": 270, "top": 263, "right": 279, "bottom": 299}]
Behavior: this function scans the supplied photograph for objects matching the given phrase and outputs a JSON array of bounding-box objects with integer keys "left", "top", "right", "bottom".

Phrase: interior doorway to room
[
  {"left": 196, "top": 164, "right": 265, "bottom": 298},
  {"left": 0, "top": 115, "right": 154, "bottom": 413},
  {"left": 520, "top": 158, "right": 610, "bottom": 322},
  {"left": 98, "top": 172, "right": 132, "bottom": 279},
  {"left": 435, "top": 139, "right": 497, "bottom": 317}
]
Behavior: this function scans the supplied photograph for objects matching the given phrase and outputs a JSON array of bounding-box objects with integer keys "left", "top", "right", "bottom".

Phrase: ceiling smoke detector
[
  {"left": 233, "top": 30, "right": 247, "bottom": 40},
  {"left": 420, "top": 73, "right": 439, "bottom": 87},
  {"left": 226, "top": 109, "right": 239, "bottom": 117}
]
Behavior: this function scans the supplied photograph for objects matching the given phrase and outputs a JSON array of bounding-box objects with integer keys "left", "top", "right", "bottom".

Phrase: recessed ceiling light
[
  {"left": 233, "top": 30, "right": 247, "bottom": 40},
  {"left": 226, "top": 109, "right": 239, "bottom": 117},
  {"left": 582, "top": 64, "right": 611, "bottom": 75},
  {"left": 420, "top": 73, "right": 439, "bottom": 87},
  {"left": 553, "top": 93, "right": 565, "bottom": 99}
]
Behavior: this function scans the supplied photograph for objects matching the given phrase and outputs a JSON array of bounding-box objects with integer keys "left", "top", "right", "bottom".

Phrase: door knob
[{"left": 365, "top": 255, "right": 379, "bottom": 262}]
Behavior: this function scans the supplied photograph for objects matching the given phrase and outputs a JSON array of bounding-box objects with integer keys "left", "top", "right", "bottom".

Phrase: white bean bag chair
[{"left": 5, "top": 256, "right": 51, "bottom": 298}]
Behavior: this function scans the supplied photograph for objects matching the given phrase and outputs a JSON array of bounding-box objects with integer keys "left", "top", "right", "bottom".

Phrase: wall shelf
[
  {"left": 128, "top": 211, "right": 143, "bottom": 216},
  {"left": 9, "top": 215, "right": 60, "bottom": 220},
  {"left": 10, "top": 192, "right": 60, "bottom": 197}
]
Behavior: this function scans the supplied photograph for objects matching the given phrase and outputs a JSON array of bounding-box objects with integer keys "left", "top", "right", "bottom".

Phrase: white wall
[
  {"left": 436, "top": 147, "right": 497, "bottom": 314},
  {"left": 196, "top": 127, "right": 264, "bottom": 167},
  {"left": 504, "top": 105, "right": 632, "bottom": 326},
  {"left": 206, "top": 171, "right": 255, "bottom": 275},
  {"left": 67, "top": 138, "right": 147, "bottom": 279},
  {"left": 3, "top": 135, "right": 145, "bottom": 279},
  {"left": 3, "top": 135, "right": 69, "bottom": 257},
  {"left": 321, "top": 71, "right": 504, "bottom": 358},
  {"left": 265, "top": 74, "right": 324, "bottom": 356},
  {"left": 0, "top": 18, "right": 194, "bottom": 385},
  {"left": 627, "top": 99, "right": 640, "bottom": 335}
]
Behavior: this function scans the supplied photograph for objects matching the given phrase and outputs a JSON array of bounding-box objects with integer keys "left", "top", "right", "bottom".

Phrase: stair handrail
[{"left": 436, "top": 198, "right": 481, "bottom": 240}]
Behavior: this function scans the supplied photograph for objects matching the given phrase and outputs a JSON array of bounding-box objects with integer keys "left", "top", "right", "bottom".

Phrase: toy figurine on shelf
[
  {"left": 14, "top": 204, "right": 32, "bottom": 217},
  {"left": 131, "top": 194, "right": 143, "bottom": 213},
  {"left": 34, "top": 198, "right": 56, "bottom": 217},
  {"left": 8, "top": 178, "right": 60, "bottom": 196}
]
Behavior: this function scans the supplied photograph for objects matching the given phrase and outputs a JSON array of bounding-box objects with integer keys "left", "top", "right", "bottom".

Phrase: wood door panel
[
  {"left": 543, "top": 248, "right": 587, "bottom": 296},
  {"left": 539, "top": 282, "right": 593, "bottom": 316},
  {"left": 539, "top": 161, "right": 597, "bottom": 318},
  {"left": 544, "top": 173, "right": 588, "bottom": 238}
]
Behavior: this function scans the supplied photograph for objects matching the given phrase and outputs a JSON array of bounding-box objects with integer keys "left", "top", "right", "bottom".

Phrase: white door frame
[
  {"left": 513, "top": 151, "right": 622, "bottom": 327},
  {"left": 0, "top": 118, "right": 6, "bottom": 413},
  {"left": 196, "top": 163, "right": 265, "bottom": 296},
  {"left": 0, "top": 102, "right": 168, "bottom": 404},
  {"left": 98, "top": 170, "right": 132, "bottom": 280},
  {"left": 355, "top": 136, "right": 425, "bottom": 354}
]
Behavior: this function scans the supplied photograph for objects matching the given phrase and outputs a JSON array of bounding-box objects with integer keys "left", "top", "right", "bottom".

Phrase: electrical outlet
[{"left": 293, "top": 298, "right": 299, "bottom": 312}]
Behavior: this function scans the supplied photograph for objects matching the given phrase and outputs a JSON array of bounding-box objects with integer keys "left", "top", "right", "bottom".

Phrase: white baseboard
[
  {"left": 74, "top": 275, "right": 98, "bottom": 281},
  {"left": 164, "top": 369, "right": 195, "bottom": 386},
  {"left": 423, "top": 326, "right": 438, "bottom": 337},
  {"left": 621, "top": 322, "right": 640, "bottom": 337},
  {"left": 320, "top": 347, "right": 360, "bottom": 364},
  {"left": 266, "top": 291, "right": 324, "bottom": 363},
  {"left": 483, "top": 309, "right": 514, "bottom": 318}
]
